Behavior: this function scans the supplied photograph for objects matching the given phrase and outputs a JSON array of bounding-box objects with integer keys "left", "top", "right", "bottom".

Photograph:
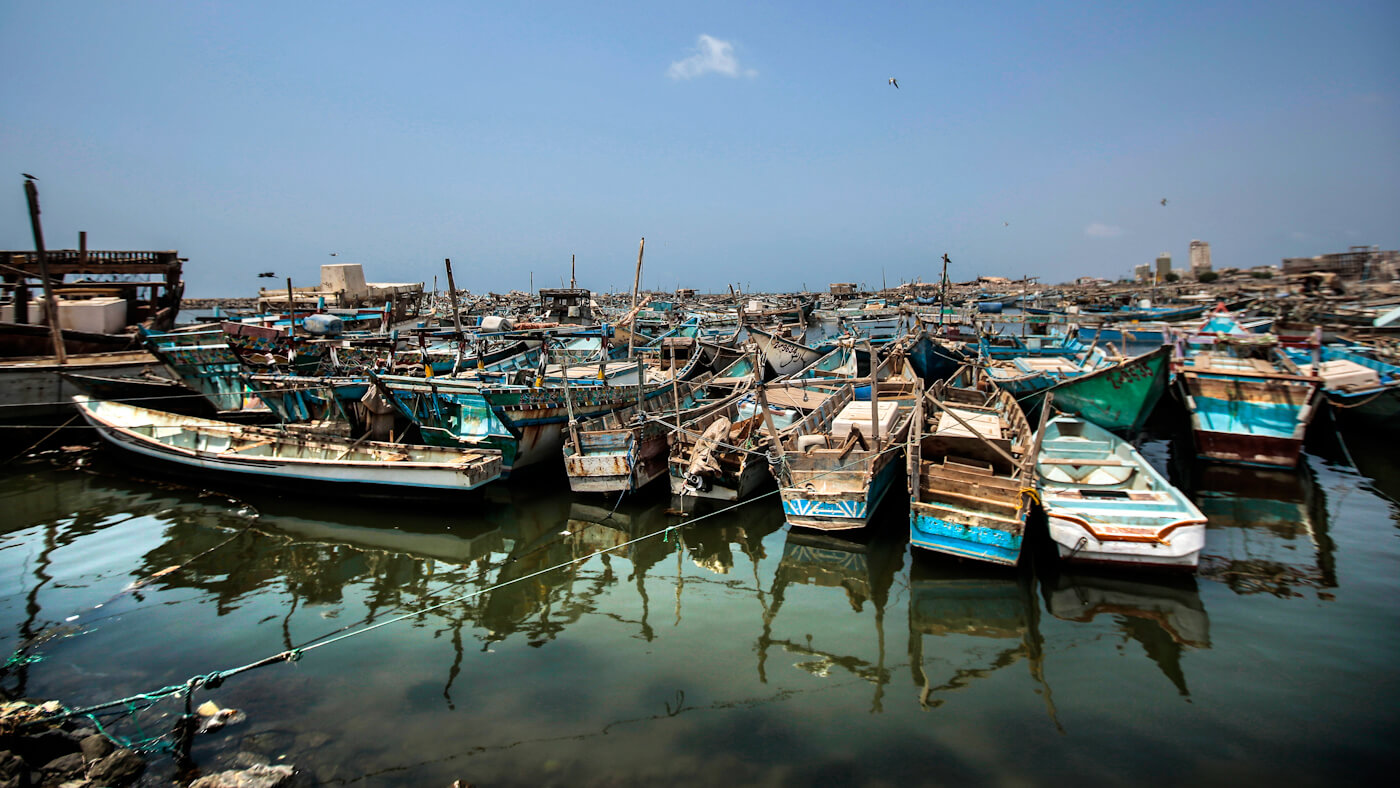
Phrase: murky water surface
[{"left": 1, "top": 408, "right": 1396, "bottom": 786}]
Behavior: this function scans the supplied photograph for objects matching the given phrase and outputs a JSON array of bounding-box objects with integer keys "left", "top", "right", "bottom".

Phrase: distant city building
[
  {"left": 1134, "top": 263, "right": 1152, "bottom": 283},
  {"left": 1155, "top": 253, "right": 1172, "bottom": 281},
  {"left": 1189, "top": 240, "right": 1212, "bottom": 277},
  {"left": 829, "top": 282, "right": 858, "bottom": 295},
  {"left": 1282, "top": 246, "right": 1399, "bottom": 282}
]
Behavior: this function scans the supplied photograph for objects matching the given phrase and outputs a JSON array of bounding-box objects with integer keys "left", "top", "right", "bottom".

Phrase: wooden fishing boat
[
  {"left": 1281, "top": 344, "right": 1400, "bottom": 429},
  {"left": 1176, "top": 338, "right": 1322, "bottom": 468},
  {"left": 562, "top": 374, "right": 745, "bottom": 493},
  {"left": 907, "top": 370, "right": 1036, "bottom": 565},
  {"left": 73, "top": 394, "right": 502, "bottom": 494},
  {"left": 1026, "top": 345, "right": 1173, "bottom": 434},
  {"left": 667, "top": 386, "right": 801, "bottom": 501},
  {"left": 0, "top": 350, "right": 172, "bottom": 421},
  {"left": 374, "top": 373, "right": 673, "bottom": 476},
  {"left": 747, "top": 326, "right": 826, "bottom": 378},
  {"left": 773, "top": 359, "right": 922, "bottom": 530},
  {"left": 1037, "top": 416, "right": 1207, "bottom": 570},
  {"left": 982, "top": 346, "right": 1112, "bottom": 400}
]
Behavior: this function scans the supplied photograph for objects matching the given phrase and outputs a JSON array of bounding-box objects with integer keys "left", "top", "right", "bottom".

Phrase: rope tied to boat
[{"left": 1019, "top": 487, "right": 1042, "bottom": 508}]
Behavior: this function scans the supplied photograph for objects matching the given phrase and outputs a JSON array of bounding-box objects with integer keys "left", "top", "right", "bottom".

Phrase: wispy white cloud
[
  {"left": 1085, "top": 222, "right": 1125, "bottom": 239},
  {"left": 668, "top": 35, "right": 755, "bottom": 80}
]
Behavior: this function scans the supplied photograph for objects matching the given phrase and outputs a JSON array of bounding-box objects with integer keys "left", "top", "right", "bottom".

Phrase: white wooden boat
[
  {"left": 1037, "top": 415, "right": 1207, "bottom": 570},
  {"left": 74, "top": 394, "right": 502, "bottom": 495}
]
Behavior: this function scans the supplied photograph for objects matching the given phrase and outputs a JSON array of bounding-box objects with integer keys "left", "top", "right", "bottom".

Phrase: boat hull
[
  {"left": 780, "top": 452, "right": 903, "bottom": 530},
  {"left": 1033, "top": 345, "right": 1172, "bottom": 433},
  {"left": 1178, "top": 370, "right": 1320, "bottom": 468},
  {"left": 75, "top": 399, "right": 502, "bottom": 496},
  {"left": 0, "top": 351, "right": 168, "bottom": 421},
  {"left": 1046, "top": 514, "right": 1205, "bottom": 570},
  {"left": 910, "top": 504, "right": 1025, "bottom": 566},
  {"left": 669, "top": 455, "right": 771, "bottom": 501},
  {"left": 564, "top": 431, "right": 669, "bottom": 494},
  {"left": 1190, "top": 428, "right": 1305, "bottom": 468}
]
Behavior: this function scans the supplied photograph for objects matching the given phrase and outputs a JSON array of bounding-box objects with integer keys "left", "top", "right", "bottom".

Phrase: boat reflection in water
[
  {"left": 905, "top": 556, "right": 1058, "bottom": 723},
  {"left": 1187, "top": 458, "right": 1337, "bottom": 598},
  {"left": 1043, "top": 569, "right": 1209, "bottom": 696},
  {"left": 757, "top": 522, "right": 905, "bottom": 711}
]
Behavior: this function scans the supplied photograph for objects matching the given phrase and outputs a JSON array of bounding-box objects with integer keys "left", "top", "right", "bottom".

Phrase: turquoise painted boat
[
  {"left": 1177, "top": 339, "right": 1322, "bottom": 468},
  {"left": 983, "top": 345, "right": 1112, "bottom": 399},
  {"left": 1026, "top": 345, "right": 1173, "bottom": 433},
  {"left": 1281, "top": 344, "right": 1400, "bottom": 429},
  {"left": 774, "top": 358, "right": 922, "bottom": 530},
  {"left": 908, "top": 370, "right": 1036, "bottom": 565},
  {"left": 1037, "top": 416, "right": 1208, "bottom": 570},
  {"left": 142, "top": 326, "right": 261, "bottom": 413},
  {"left": 373, "top": 370, "right": 677, "bottom": 477}
]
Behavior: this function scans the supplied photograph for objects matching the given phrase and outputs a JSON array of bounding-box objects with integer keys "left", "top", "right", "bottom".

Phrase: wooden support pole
[
  {"left": 23, "top": 178, "right": 65, "bottom": 363},
  {"left": 628, "top": 237, "right": 644, "bottom": 359},
  {"left": 570, "top": 254, "right": 576, "bottom": 289},
  {"left": 755, "top": 383, "right": 786, "bottom": 467},
  {"left": 285, "top": 277, "right": 297, "bottom": 336},
  {"left": 444, "top": 258, "right": 465, "bottom": 371},
  {"left": 671, "top": 346, "right": 683, "bottom": 433}
]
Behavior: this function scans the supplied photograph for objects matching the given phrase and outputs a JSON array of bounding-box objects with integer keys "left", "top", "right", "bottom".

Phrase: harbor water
[{"left": 1, "top": 400, "right": 1397, "bottom": 785}]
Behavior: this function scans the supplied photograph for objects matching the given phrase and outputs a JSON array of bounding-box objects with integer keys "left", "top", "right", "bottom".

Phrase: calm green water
[{"left": 1, "top": 416, "right": 1396, "bottom": 786}]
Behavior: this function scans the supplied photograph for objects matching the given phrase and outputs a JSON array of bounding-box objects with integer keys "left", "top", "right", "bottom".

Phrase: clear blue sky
[{"left": 2, "top": 1, "right": 1396, "bottom": 297}]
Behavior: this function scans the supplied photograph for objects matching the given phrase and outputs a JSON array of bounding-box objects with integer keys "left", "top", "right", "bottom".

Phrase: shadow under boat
[
  {"left": 1042, "top": 566, "right": 1210, "bottom": 697},
  {"left": 906, "top": 554, "right": 1060, "bottom": 724},
  {"left": 756, "top": 523, "right": 907, "bottom": 711},
  {"left": 1181, "top": 455, "right": 1337, "bottom": 598}
]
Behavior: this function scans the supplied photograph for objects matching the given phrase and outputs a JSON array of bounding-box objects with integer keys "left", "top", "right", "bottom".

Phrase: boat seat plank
[{"left": 1038, "top": 457, "right": 1128, "bottom": 466}]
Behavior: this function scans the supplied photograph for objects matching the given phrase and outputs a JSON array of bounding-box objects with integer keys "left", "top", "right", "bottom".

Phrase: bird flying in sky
[
  {"left": 257, "top": 272, "right": 276, "bottom": 278},
  {"left": 329, "top": 252, "right": 338, "bottom": 256},
  {"left": 1161, "top": 198, "right": 1168, "bottom": 206},
  {"left": 889, "top": 77, "right": 899, "bottom": 89}
]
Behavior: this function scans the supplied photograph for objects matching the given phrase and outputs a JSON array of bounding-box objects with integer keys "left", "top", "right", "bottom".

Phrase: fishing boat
[
  {"left": 982, "top": 345, "right": 1113, "bottom": 401},
  {"left": 374, "top": 372, "right": 673, "bottom": 476},
  {"left": 1026, "top": 345, "right": 1173, "bottom": 433},
  {"left": 562, "top": 374, "right": 745, "bottom": 493},
  {"left": 1037, "top": 415, "right": 1208, "bottom": 570},
  {"left": 773, "top": 358, "right": 922, "bottom": 530},
  {"left": 1176, "top": 336, "right": 1322, "bottom": 467},
  {"left": 73, "top": 394, "right": 502, "bottom": 495},
  {"left": 667, "top": 386, "right": 799, "bottom": 502},
  {"left": 1281, "top": 343, "right": 1400, "bottom": 429},
  {"left": 747, "top": 325, "right": 827, "bottom": 378},
  {"left": 907, "top": 370, "right": 1037, "bottom": 565}
]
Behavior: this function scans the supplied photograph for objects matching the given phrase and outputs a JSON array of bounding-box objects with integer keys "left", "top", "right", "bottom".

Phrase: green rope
[{"left": 3, "top": 652, "right": 43, "bottom": 668}]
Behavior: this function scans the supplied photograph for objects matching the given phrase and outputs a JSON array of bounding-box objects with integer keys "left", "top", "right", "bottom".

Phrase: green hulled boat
[{"left": 1025, "top": 345, "right": 1172, "bottom": 434}]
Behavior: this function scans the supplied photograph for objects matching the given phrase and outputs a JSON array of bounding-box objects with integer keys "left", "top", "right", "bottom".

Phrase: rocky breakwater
[{"left": 0, "top": 700, "right": 144, "bottom": 788}]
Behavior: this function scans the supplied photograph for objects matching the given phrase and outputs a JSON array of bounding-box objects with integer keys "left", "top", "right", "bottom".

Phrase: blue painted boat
[
  {"left": 908, "top": 370, "right": 1036, "bottom": 565},
  {"left": 1176, "top": 338, "right": 1322, "bottom": 468},
  {"left": 774, "top": 359, "right": 923, "bottom": 530},
  {"left": 1036, "top": 416, "right": 1208, "bottom": 570},
  {"left": 1280, "top": 344, "right": 1400, "bottom": 429}
]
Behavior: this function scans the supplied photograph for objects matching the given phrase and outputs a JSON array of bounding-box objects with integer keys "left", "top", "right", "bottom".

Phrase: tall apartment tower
[
  {"left": 1155, "top": 252, "right": 1172, "bottom": 281},
  {"left": 1190, "top": 240, "right": 1212, "bottom": 276}
]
